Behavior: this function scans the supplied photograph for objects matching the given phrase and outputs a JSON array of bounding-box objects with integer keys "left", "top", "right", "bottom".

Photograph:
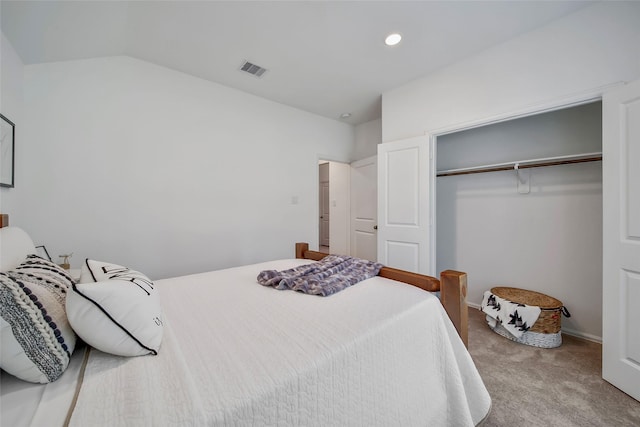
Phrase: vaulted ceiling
[{"left": 1, "top": 1, "right": 594, "bottom": 125}]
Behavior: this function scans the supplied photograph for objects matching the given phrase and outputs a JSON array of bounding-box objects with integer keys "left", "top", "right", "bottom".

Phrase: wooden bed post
[
  {"left": 295, "top": 242, "right": 309, "bottom": 259},
  {"left": 440, "top": 270, "right": 468, "bottom": 348}
]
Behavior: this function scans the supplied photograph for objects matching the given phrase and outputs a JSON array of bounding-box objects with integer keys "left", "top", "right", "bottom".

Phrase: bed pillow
[
  {"left": 66, "top": 259, "right": 163, "bottom": 357},
  {"left": 0, "top": 226, "right": 37, "bottom": 272},
  {"left": 0, "top": 255, "right": 77, "bottom": 383}
]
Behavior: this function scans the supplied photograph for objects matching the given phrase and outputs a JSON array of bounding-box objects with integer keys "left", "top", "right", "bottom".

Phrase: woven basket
[
  {"left": 489, "top": 287, "right": 569, "bottom": 348},
  {"left": 490, "top": 323, "right": 562, "bottom": 349}
]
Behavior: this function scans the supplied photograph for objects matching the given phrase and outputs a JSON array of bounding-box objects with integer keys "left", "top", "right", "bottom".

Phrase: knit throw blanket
[
  {"left": 481, "top": 290, "right": 542, "bottom": 338},
  {"left": 257, "top": 255, "right": 383, "bottom": 296}
]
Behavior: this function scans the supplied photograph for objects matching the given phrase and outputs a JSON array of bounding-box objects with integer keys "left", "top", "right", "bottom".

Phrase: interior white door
[
  {"left": 377, "top": 135, "right": 431, "bottom": 274},
  {"left": 350, "top": 156, "right": 377, "bottom": 262},
  {"left": 602, "top": 79, "right": 640, "bottom": 401}
]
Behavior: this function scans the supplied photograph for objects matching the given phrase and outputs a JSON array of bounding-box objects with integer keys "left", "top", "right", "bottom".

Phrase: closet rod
[{"left": 436, "top": 152, "right": 602, "bottom": 177}]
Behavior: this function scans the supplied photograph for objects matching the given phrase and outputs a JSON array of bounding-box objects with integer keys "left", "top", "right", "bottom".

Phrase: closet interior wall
[{"left": 436, "top": 102, "right": 603, "bottom": 340}]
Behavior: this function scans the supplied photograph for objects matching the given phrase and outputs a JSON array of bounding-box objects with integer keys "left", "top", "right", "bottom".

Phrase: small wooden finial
[{"left": 58, "top": 253, "right": 73, "bottom": 270}]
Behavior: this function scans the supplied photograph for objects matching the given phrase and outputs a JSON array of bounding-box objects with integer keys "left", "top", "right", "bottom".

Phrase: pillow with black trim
[
  {"left": 0, "top": 255, "right": 77, "bottom": 383},
  {"left": 66, "top": 259, "right": 163, "bottom": 357}
]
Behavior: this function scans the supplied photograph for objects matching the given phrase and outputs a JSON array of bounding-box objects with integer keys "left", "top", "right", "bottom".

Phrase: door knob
[{"left": 374, "top": 225, "right": 378, "bottom": 230}]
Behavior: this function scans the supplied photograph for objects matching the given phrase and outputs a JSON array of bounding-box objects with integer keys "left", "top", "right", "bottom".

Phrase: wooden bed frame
[{"left": 295, "top": 243, "right": 468, "bottom": 347}]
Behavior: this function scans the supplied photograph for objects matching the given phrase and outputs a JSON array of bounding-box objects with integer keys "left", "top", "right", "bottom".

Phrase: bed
[{"left": 0, "top": 221, "right": 491, "bottom": 426}]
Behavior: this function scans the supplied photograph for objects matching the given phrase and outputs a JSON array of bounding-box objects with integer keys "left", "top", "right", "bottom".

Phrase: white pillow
[
  {"left": 66, "top": 260, "right": 163, "bottom": 357},
  {"left": 0, "top": 227, "right": 37, "bottom": 272},
  {"left": 0, "top": 255, "right": 77, "bottom": 383}
]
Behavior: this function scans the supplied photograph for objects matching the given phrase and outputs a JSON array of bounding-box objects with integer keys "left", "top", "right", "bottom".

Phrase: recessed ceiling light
[
  {"left": 340, "top": 112, "right": 352, "bottom": 119},
  {"left": 385, "top": 33, "right": 402, "bottom": 46}
]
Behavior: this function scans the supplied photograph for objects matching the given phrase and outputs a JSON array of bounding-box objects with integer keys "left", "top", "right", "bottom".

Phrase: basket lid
[{"left": 490, "top": 286, "right": 562, "bottom": 309}]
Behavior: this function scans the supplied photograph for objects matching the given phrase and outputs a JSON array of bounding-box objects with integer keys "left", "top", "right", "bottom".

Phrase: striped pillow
[{"left": 0, "top": 255, "right": 77, "bottom": 383}]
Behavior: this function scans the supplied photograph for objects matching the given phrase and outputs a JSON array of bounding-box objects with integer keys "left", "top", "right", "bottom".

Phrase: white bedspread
[
  {"left": 1, "top": 346, "right": 87, "bottom": 427},
  {"left": 67, "top": 259, "right": 490, "bottom": 426}
]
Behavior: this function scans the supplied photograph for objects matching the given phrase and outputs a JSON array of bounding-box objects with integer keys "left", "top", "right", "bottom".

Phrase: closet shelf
[{"left": 436, "top": 152, "right": 602, "bottom": 177}]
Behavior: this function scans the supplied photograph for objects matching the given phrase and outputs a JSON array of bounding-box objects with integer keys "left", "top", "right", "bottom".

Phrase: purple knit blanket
[{"left": 257, "top": 255, "right": 384, "bottom": 296}]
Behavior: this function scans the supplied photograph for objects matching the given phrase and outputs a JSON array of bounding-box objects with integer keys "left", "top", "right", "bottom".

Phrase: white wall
[
  {"left": 437, "top": 102, "right": 603, "bottom": 171},
  {"left": 382, "top": 2, "right": 640, "bottom": 340},
  {"left": 0, "top": 32, "right": 23, "bottom": 211},
  {"left": 382, "top": 1, "right": 640, "bottom": 142},
  {"left": 437, "top": 103, "right": 602, "bottom": 340},
  {"left": 353, "top": 118, "right": 381, "bottom": 161},
  {"left": 13, "top": 56, "right": 354, "bottom": 279}
]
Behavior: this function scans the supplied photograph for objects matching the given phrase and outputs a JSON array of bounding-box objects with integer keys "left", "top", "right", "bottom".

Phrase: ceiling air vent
[{"left": 239, "top": 60, "right": 267, "bottom": 78}]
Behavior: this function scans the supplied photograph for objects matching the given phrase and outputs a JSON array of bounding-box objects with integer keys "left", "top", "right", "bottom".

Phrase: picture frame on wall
[{"left": 1, "top": 113, "right": 15, "bottom": 188}]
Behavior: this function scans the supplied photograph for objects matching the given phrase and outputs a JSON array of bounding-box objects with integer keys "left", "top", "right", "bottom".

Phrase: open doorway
[
  {"left": 317, "top": 160, "right": 350, "bottom": 256},
  {"left": 319, "top": 162, "right": 330, "bottom": 253},
  {"left": 434, "top": 100, "right": 603, "bottom": 342}
]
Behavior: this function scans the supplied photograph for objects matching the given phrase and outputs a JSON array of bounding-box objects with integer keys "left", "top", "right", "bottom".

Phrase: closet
[{"left": 435, "top": 101, "right": 603, "bottom": 341}]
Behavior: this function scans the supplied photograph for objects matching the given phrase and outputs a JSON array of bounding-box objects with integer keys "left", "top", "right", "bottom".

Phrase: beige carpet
[{"left": 467, "top": 308, "right": 640, "bottom": 426}]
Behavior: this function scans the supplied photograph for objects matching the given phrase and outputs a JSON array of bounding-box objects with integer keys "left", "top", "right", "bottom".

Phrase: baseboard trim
[
  {"left": 561, "top": 328, "right": 602, "bottom": 344},
  {"left": 469, "top": 302, "right": 482, "bottom": 310},
  {"left": 467, "top": 303, "right": 602, "bottom": 344}
]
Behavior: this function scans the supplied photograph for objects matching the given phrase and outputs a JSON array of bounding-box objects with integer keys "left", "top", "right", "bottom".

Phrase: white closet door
[
  {"left": 377, "top": 136, "right": 430, "bottom": 274},
  {"left": 602, "top": 79, "right": 640, "bottom": 401}
]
